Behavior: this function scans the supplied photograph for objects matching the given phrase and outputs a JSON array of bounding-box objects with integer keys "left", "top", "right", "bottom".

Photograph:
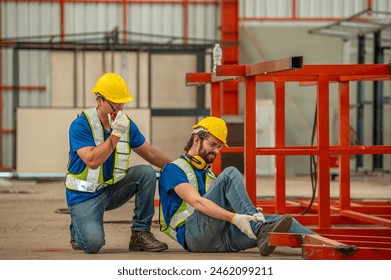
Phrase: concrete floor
[{"left": 0, "top": 173, "right": 390, "bottom": 260}]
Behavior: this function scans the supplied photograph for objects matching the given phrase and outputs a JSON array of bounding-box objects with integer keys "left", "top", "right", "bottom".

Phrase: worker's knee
[
  {"left": 82, "top": 235, "right": 105, "bottom": 254},
  {"left": 222, "top": 166, "right": 241, "bottom": 178}
]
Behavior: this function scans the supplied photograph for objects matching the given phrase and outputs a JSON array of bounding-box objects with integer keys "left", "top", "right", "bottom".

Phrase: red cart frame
[{"left": 186, "top": 57, "right": 391, "bottom": 259}]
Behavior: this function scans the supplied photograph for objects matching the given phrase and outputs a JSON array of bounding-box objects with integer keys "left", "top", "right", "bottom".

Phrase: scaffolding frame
[{"left": 186, "top": 57, "right": 391, "bottom": 259}]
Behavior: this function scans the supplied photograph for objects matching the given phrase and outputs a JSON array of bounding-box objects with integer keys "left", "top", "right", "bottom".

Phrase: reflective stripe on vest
[
  {"left": 159, "top": 158, "right": 216, "bottom": 241},
  {"left": 65, "top": 107, "right": 131, "bottom": 192}
]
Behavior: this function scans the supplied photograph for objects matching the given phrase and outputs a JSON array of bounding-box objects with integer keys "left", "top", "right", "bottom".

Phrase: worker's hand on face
[
  {"left": 253, "top": 208, "right": 266, "bottom": 223},
  {"left": 231, "top": 213, "right": 257, "bottom": 240},
  {"left": 109, "top": 111, "right": 128, "bottom": 138}
]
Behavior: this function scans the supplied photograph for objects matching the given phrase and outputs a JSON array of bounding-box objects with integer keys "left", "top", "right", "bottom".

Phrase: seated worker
[
  {"left": 159, "top": 116, "right": 315, "bottom": 256},
  {"left": 65, "top": 72, "right": 172, "bottom": 254}
]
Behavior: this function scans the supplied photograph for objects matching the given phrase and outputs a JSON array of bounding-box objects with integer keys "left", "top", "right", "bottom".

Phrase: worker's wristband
[
  {"left": 111, "top": 132, "right": 122, "bottom": 139},
  {"left": 230, "top": 213, "right": 236, "bottom": 224}
]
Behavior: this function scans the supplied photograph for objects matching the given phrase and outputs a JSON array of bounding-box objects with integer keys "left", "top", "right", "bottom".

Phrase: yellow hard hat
[
  {"left": 92, "top": 72, "right": 134, "bottom": 103},
  {"left": 192, "top": 116, "right": 228, "bottom": 146}
]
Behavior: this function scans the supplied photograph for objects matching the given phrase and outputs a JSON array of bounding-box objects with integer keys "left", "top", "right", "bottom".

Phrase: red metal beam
[
  {"left": 269, "top": 233, "right": 391, "bottom": 260},
  {"left": 122, "top": 0, "right": 127, "bottom": 42},
  {"left": 211, "top": 81, "right": 222, "bottom": 174},
  {"left": 340, "top": 210, "right": 391, "bottom": 227},
  {"left": 5, "top": 0, "right": 218, "bottom": 4},
  {"left": 183, "top": 0, "right": 188, "bottom": 45},
  {"left": 0, "top": 0, "right": 2, "bottom": 167},
  {"left": 339, "top": 81, "right": 351, "bottom": 211},
  {"left": 245, "top": 56, "right": 303, "bottom": 76},
  {"left": 60, "top": 0, "right": 65, "bottom": 42},
  {"left": 0, "top": 85, "right": 46, "bottom": 91},
  {"left": 244, "top": 76, "right": 257, "bottom": 204},
  {"left": 274, "top": 81, "right": 286, "bottom": 214},
  {"left": 220, "top": 0, "right": 239, "bottom": 115}
]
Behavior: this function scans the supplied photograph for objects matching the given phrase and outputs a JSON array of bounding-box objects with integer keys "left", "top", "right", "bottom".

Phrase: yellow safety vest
[
  {"left": 65, "top": 107, "right": 131, "bottom": 192},
  {"left": 159, "top": 158, "right": 217, "bottom": 241}
]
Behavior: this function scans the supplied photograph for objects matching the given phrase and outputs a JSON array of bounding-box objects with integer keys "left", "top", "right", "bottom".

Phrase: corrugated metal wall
[
  {"left": 240, "top": 0, "right": 391, "bottom": 18},
  {"left": 1, "top": 0, "right": 390, "bottom": 171}
]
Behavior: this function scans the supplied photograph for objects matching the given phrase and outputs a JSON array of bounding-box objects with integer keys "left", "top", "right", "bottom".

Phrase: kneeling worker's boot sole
[{"left": 128, "top": 244, "right": 168, "bottom": 252}]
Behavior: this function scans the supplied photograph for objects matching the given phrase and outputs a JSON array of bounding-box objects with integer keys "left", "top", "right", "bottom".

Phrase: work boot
[
  {"left": 128, "top": 230, "right": 168, "bottom": 252},
  {"left": 257, "top": 214, "right": 292, "bottom": 257},
  {"left": 70, "top": 239, "right": 81, "bottom": 251}
]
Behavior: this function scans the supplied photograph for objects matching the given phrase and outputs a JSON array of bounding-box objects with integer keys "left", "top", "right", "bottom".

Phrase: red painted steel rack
[{"left": 186, "top": 57, "right": 391, "bottom": 259}]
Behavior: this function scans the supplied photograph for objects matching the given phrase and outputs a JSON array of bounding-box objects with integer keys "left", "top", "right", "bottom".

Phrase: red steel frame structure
[{"left": 186, "top": 57, "right": 391, "bottom": 259}]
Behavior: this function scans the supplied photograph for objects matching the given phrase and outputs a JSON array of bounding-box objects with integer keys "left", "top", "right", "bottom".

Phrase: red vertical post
[
  {"left": 183, "top": 0, "right": 189, "bottom": 46},
  {"left": 292, "top": 0, "right": 297, "bottom": 19},
  {"left": 274, "top": 81, "right": 286, "bottom": 213},
  {"left": 339, "top": 81, "right": 351, "bottom": 210},
  {"left": 220, "top": 0, "right": 239, "bottom": 115},
  {"left": 60, "top": 0, "right": 65, "bottom": 42},
  {"left": 0, "top": 0, "right": 2, "bottom": 167},
  {"left": 245, "top": 76, "right": 257, "bottom": 204},
  {"left": 211, "top": 82, "right": 222, "bottom": 174},
  {"left": 317, "top": 76, "right": 331, "bottom": 229},
  {"left": 123, "top": 0, "right": 127, "bottom": 42}
]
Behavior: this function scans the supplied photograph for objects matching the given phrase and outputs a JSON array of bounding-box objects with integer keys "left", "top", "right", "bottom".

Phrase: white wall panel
[
  {"left": 17, "top": 50, "right": 49, "bottom": 108},
  {"left": 150, "top": 54, "right": 197, "bottom": 108},
  {"left": 2, "top": 2, "right": 60, "bottom": 38},
  {"left": 66, "top": 3, "right": 123, "bottom": 35},
  {"left": 240, "top": 0, "right": 292, "bottom": 18},
  {"left": 128, "top": 4, "right": 185, "bottom": 43},
  {"left": 189, "top": 4, "right": 218, "bottom": 40},
  {"left": 16, "top": 108, "right": 151, "bottom": 173}
]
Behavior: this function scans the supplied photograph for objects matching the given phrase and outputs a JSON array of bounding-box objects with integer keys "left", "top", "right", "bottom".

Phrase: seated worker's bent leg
[
  {"left": 185, "top": 166, "right": 262, "bottom": 252},
  {"left": 69, "top": 194, "right": 107, "bottom": 254},
  {"left": 264, "top": 214, "right": 317, "bottom": 234},
  {"left": 209, "top": 166, "right": 261, "bottom": 232}
]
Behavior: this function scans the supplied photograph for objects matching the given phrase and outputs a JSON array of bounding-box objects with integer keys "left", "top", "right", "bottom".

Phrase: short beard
[{"left": 198, "top": 146, "right": 216, "bottom": 164}]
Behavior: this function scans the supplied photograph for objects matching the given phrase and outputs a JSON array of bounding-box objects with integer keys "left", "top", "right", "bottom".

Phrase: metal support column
[
  {"left": 373, "top": 31, "right": 384, "bottom": 171},
  {"left": 12, "top": 47, "right": 19, "bottom": 170},
  {"left": 356, "top": 35, "right": 365, "bottom": 170}
]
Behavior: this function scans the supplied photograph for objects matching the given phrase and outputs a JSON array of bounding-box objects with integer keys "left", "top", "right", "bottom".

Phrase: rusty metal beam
[
  {"left": 254, "top": 64, "right": 390, "bottom": 81},
  {"left": 271, "top": 233, "right": 391, "bottom": 259},
  {"left": 245, "top": 56, "right": 303, "bottom": 76},
  {"left": 303, "top": 244, "right": 391, "bottom": 260},
  {"left": 215, "top": 56, "right": 303, "bottom": 78}
]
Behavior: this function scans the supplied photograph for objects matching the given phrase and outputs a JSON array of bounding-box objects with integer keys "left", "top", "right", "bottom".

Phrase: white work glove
[
  {"left": 231, "top": 213, "right": 257, "bottom": 240},
  {"left": 109, "top": 110, "right": 128, "bottom": 138},
  {"left": 253, "top": 207, "right": 266, "bottom": 223}
]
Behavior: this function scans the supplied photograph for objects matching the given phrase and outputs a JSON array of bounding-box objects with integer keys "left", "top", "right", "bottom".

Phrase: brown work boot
[
  {"left": 129, "top": 230, "right": 168, "bottom": 252},
  {"left": 70, "top": 239, "right": 81, "bottom": 251},
  {"left": 257, "top": 214, "right": 292, "bottom": 256}
]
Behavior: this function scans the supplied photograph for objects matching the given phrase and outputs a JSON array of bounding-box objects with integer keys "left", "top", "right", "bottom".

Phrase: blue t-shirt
[
  {"left": 158, "top": 155, "right": 210, "bottom": 250},
  {"left": 66, "top": 110, "right": 145, "bottom": 206}
]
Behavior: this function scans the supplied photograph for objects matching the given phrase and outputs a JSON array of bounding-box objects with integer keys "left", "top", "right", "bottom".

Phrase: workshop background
[{"left": 0, "top": 0, "right": 390, "bottom": 177}]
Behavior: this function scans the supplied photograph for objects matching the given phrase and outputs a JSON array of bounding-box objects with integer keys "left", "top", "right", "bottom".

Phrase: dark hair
[{"left": 184, "top": 130, "right": 209, "bottom": 152}]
